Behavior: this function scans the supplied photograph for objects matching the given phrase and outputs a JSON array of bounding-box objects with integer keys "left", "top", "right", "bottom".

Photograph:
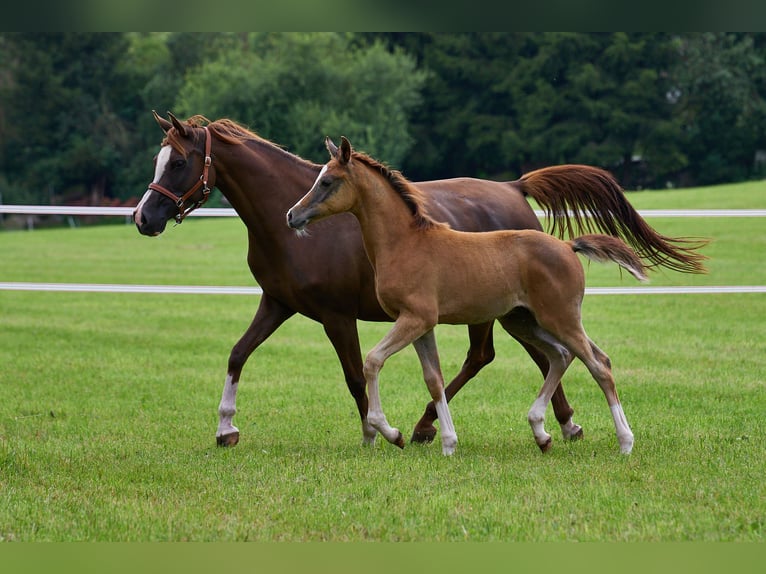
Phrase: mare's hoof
[
  {"left": 410, "top": 426, "right": 437, "bottom": 444},
  {"left": 216, "top": 431, "right": 240, "bottom": 447},
  {"left": 538, "top": 437, "right": 553, "bottom": 453},
  {"left": 394, "top": 431, "right": 405, "bottom": 449}
]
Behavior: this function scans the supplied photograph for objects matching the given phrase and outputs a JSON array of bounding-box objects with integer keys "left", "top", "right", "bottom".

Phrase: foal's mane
[
  {"left": 163, "top": 115, "right": 317, "bottom": 170},
  {"left": 350, "top": 150, "right": 448, "bottom": 231}
]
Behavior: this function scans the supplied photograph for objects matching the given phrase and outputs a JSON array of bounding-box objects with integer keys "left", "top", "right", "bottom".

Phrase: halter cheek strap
[{"left": 148, "top": 126, "right": 213, "bottom": 224}]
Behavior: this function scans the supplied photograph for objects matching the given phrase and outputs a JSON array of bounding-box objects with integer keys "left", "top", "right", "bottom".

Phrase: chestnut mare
[
  {"left": 134, "top": 113, "right": 707, "bottom": 449},
  {"left": 288, "top": 137, "right": 655, "bottom": 455}
]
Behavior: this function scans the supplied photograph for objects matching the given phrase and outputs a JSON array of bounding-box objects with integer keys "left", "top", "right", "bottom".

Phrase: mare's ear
[
  {"left": 167, "top": 111, "right": 188, "bottom": 137},
  {"left": 339, "top": 136, "right": 352, "bottom": 165},
  {"left": 325, "top": 136, "right": 338, "bottom": 158},
  {"left": 153, "top": 110, "right": 172, "bottom": 133}
]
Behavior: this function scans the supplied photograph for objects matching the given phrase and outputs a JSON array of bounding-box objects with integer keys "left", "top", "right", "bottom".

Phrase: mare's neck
[{"left": 213, "top": 137, "right": 320, "bottom": 238}]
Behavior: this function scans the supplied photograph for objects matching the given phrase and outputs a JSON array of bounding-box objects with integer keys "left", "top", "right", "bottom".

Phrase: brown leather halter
[{"left": 148, "top": 126, "right": 213, "bottom": 224}]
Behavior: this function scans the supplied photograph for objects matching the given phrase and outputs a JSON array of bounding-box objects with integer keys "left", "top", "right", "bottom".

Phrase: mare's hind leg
[
  {"left": 412, "top": 329, "right": 458, "bottom": 455},
  {"left": 217, "top": 294, "right": 295, "bottom": 446}
]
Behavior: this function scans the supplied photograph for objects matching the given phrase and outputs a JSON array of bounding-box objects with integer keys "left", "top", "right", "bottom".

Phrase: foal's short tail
[{"left": 570, "top": 234, "right": 649, "bottom": 282}]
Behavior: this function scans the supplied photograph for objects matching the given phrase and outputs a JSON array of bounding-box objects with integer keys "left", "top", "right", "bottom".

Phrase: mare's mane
[
  {"left": 163, "top": 115, "right": 317, "bottom": 170},
  {"left": 350, "top": 150, "right": 449, "bottom": 231}
]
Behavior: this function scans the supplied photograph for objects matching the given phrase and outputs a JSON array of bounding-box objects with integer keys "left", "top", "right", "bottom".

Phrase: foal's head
[
  {"left": 286, "top": 136, "right": 360, "bottom": 232},
  {"left": 287, "top": 136, "right": 444, "bottom": 233}
]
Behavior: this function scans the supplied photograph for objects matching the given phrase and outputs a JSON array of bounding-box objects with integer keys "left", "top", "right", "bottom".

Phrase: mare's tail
[
  {"left": 516, "top": 164, "right": 709, "bottom": 274},
  {"left": 569, "top": 234, "right": 649, "bottom": 283}
]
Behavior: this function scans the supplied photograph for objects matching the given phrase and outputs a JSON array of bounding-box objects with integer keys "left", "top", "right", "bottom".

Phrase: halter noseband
[{"left": 148, "top": 126, "right": 213, "bottom": 224}]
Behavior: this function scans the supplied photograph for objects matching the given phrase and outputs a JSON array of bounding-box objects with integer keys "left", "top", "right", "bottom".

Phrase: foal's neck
[{"left": 352, "top": 172, "right": 430, "bottom": 265}]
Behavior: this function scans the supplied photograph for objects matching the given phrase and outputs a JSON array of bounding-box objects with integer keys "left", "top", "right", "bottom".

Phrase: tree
[
  {"left": 0, "top": 33, "right": 135, "bottom": 204},
  {"left": 672, "top": 33, "right": 766, "bottom": 185},
  {"left": 174, "top": 32, "right": 427, "bottom": 167},
  {"left": 503, "top": 33, "right": 686, "bottom": 188}
]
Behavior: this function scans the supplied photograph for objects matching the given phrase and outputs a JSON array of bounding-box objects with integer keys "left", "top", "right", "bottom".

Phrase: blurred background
[{"left": 1, "top": 32, "right": 765, "bottom": 216}]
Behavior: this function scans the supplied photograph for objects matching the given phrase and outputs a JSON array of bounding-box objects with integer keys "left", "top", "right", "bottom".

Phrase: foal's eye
[{"left": 320, "top": 178, "right": 331, "bottom": 188}]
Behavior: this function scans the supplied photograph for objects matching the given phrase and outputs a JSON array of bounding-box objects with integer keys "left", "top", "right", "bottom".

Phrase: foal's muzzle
[{"left": 286, "top": 207, "right": 309, "bottom": 231}]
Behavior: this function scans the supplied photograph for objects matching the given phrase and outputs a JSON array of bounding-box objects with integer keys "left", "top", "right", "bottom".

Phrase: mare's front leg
[
  {"left": 217, "top": 294, "right": 295, "bottom": 446},
  {"left": 364, "top": 314, "right": 432, "bottom": 449},
  {"left": 322, "top": 314, "right": 377, "bottom": 445},
  {"left": 412, "top": 330, "right": 457, "bottom": 455}
]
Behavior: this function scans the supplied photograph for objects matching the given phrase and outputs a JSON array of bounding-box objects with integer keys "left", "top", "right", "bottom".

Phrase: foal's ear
[
  {"left": 153, "top": 110, "right": 172, "bottom": 134},
  {"left": 325, "top": 136, "right": 338, "bottom": 158},
  {"left": 167, "top": 111, "right": 188, "bottom": 137},
  {"left": 339, "top": 136, "right": 352, "bottom": 165}
]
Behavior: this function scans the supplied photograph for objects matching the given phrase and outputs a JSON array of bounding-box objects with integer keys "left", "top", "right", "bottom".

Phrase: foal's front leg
[
  {"left": 412, "top": 330, "right": 457, "bottom": 455},
  {"left": 363, "top": 315, "right": 432, "bottom": 449}
]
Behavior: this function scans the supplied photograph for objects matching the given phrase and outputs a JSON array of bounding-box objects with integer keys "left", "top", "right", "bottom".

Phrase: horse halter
[{"left": 148, "top": 126, "right": 213, "bottom": 224}]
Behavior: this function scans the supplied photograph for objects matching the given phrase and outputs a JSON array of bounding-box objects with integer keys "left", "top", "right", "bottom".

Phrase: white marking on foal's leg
[
  {"left": 363, "top": 360, "right": 402, "bottom": 447},
  {"left": 361, "top": 419, "right": 377, "bottom": 446},
  {"left": 527, "top": 396, "right": 552, "bottom": 450},
  {"left": 434, "top": 395, "right": 457, "bottom": 456},
  {"left": 216, "top": 374, "right": 239, "bottom": 439},
  {"left": 610, "top": 403, "right": 634, "bottom": 454}
]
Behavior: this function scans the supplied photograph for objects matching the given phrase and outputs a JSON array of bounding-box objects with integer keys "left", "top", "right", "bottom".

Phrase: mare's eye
[{"left": 172, "top": 159, "right": 186, "bottom": 169}]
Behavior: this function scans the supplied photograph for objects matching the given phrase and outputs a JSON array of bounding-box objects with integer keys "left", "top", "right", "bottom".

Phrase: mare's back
[{"left": 417, "top": 178, "right": 540, "bottom": 232}]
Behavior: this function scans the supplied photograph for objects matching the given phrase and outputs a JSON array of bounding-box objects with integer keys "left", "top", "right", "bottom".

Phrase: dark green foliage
[{"left": 2, "top": 33, "right": 766, "bottom": 209}]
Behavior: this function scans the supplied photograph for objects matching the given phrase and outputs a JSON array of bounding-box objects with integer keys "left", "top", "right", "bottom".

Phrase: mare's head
[
  {"left": 286, "top": 136, "right": 358, "bottom": 233},
  {"left": 133, "top": 111, "right": 215, "bottom": 236}
]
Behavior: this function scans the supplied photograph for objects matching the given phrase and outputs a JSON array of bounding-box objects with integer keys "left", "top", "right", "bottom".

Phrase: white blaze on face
[
  {"left": 134, "top": 145, "right": 173, "bottom": 220},
  {"left": 310, "top": 164, "right": 328, "bottom": 191}
]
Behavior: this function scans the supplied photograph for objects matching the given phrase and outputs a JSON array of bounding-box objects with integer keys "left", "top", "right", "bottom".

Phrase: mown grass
[{"left": 0, "top": 182, "right": 764, "bottom": 541}]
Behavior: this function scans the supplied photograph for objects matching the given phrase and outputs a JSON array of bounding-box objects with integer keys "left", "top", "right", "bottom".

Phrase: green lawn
[{"left": 0, "top": 181, "right": 764, "bottom": 541}]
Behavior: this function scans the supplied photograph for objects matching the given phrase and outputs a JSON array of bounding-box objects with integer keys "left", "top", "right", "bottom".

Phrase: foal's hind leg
[
  {"left": 576, "top": 337, "right": 634, "bottom": 454},
  {"left": 499, "top": 315, "right": 573, "bottom": 452},
  {"left": 543, "top": 321, "right": 634, "bottom": 454},
  {"left": 513, "top": 336, "right": 583, "bottom": 441}
]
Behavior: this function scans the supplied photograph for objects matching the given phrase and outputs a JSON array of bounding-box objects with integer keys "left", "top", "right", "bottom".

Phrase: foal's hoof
[
  {"left": 216, "top": 431, "right": 240, "bottom": 447},
  {"left": 566, "top": 426, "right": 584, "bottom": 441},
  {"left": 538, "top": 437, "right": 553, "bottom": 453},
  {"left": 393, "top": 431, "right": 405, "bottom": 449},
  {"left": 410, "top": 425, "right": 437, "bottom": 444}
]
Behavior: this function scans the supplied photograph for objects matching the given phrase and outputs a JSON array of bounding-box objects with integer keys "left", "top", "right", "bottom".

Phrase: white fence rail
[
  {"left": 1, "top": 282, "right": 765, "bottom": 296},
  {"left": 2, "top": 205, "right": 763, "bottom": 296}
]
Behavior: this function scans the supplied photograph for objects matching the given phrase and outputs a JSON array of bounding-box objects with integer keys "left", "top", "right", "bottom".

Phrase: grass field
[{"left": 0, "top": 181, "right": 764, "bottom": 541}]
